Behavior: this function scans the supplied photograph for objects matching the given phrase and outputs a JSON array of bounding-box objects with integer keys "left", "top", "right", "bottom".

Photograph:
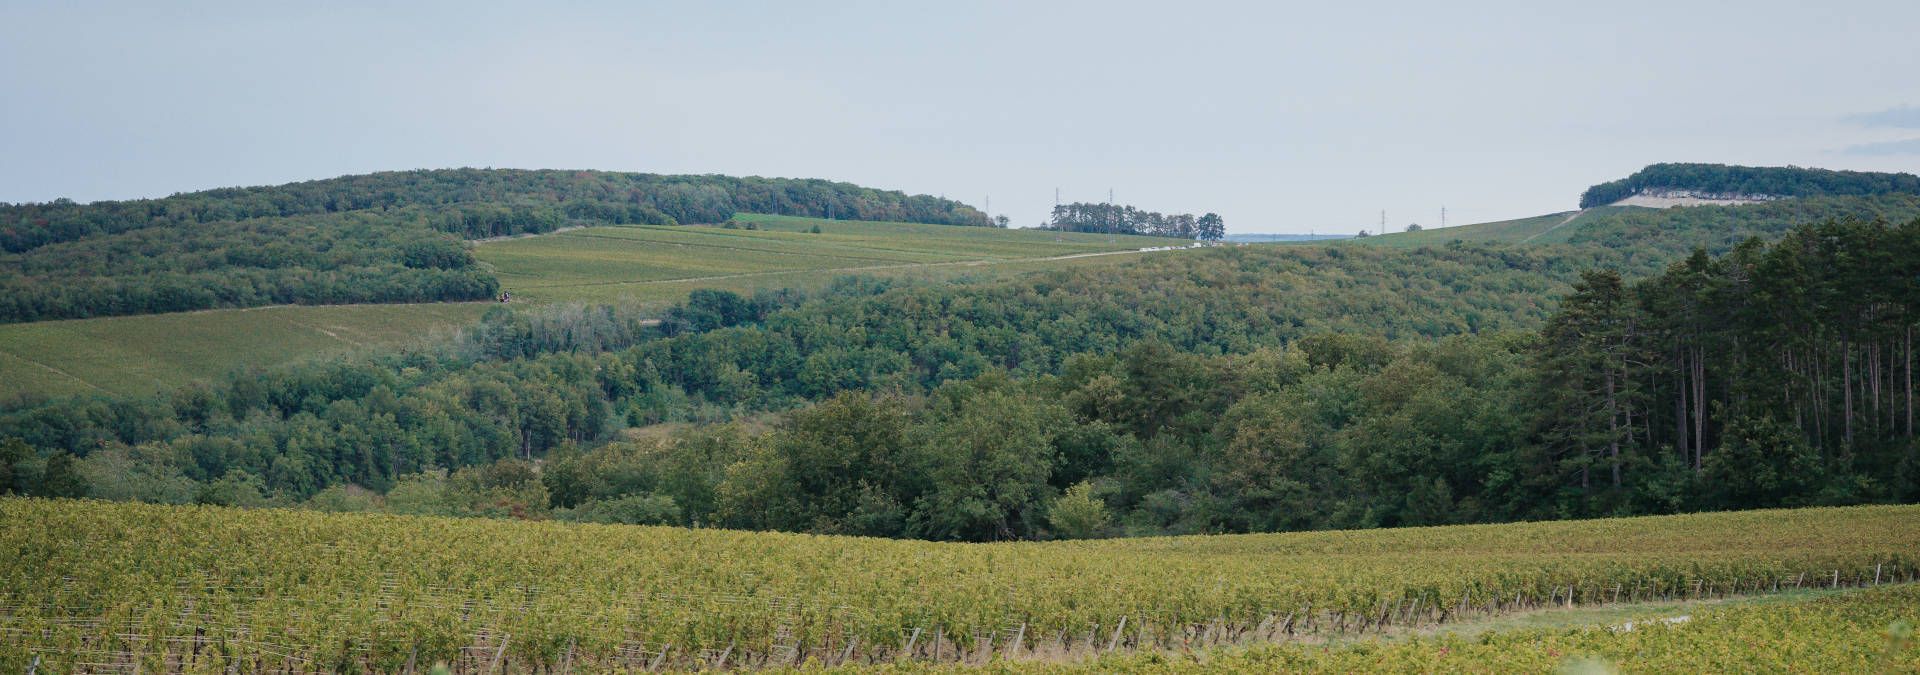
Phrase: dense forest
[
  {"left": 1044, "top": 202, "right": 1225, "bottom": 240},
  {"left": 1537, "top": 218, "right": 1919, "bottom": 511},
  {"left": 5, "top": 217, "right": 1915, "bottom": 537},
  {"left": 0, "top": 170, "right": 989, "bottom": 322},
  {"left": 1579, "top": 163, "right": 1920, "bottom": 208}
]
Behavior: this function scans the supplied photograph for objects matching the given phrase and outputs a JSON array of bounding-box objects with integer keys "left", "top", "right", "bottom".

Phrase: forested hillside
[
  {"left": 1579, "top": 163, "right": 1920, "bottom": 208},
  {"left": 0, "top": 242, "right": 1590, "bottom": 517},
  {"left": 0, "top": 170, "right": 989, "bottom": 322},
  {"left": 4, "top": 217, "right": 1915, "bottom": 537}
]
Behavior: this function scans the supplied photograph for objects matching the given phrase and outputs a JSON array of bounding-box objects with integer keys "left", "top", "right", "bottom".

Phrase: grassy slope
[
  {"left": 0, "top": 217, "right": 1173, "bottom": 399},
  {"left": 478, "top": 216, "right": 1171, "bottom": 304},
  {"left": 0, "top": 303, "right": 489, "bottom": 401},
  {"left": 1358, "top": 207, "right": 1645, "bottom": 248}
]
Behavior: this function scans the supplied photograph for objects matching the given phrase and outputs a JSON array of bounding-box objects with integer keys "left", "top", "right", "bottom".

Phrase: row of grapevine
[
  {"left": 1, "top": 499, "right": 1916, "bottom": 672},
  {"left": 909, "top": 583, "right": 1920, "bottom": 673}
]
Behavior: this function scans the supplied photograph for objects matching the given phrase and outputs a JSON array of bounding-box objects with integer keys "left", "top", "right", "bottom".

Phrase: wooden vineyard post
[
  {"left": 648, "top": 644, "right": 671, "bottom": 672},
  {"left": 714, "top": 644, "right": 732, "bottom": 669},
  {"left": 932, "top": 627, "right": 943, "bottom": 662},
  {"left": 838, "top": 636, "right": 859, "bottom": 666},
  {"left": 1006, "top": 624, "right": 1025, "bottom": 659},
  {"left": 1106, "top": 616, "right": 1127, "bottom": 652},
  {"left": 1875, "top": 563, "right": 1883, "bottom": 585},
  {"left": 903, "top": 628, "right": 922, "bottom": 661},
  {"left": 489, "top": 633, "right": 510, "bottom": 675},
  {"left": 1832, "top": 569, "right": 1841, "bottom": 589}
]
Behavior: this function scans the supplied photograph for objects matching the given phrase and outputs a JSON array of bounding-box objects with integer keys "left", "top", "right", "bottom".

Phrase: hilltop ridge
[
  {"left": 1579, "top": 162, "right": 1920, "bottom": 208},
  {"left": 0, "top": 170, "right": 991, "bottom": 323}
]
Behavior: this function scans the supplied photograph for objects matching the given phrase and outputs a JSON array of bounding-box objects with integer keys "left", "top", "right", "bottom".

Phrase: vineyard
[
  {"left": 2, "top": 499, "right": 1917, "bottom": 672},
  {"left": 893, "top": 584, "right": 1920, "bottom": 673}
]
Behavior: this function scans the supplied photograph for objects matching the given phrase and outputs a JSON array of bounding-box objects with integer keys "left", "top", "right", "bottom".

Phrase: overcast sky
[{"left": 4, "top": 1, "right": 1919, "bottom": 233}]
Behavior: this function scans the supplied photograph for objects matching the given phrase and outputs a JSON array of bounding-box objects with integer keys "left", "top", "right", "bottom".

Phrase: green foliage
[
  {"left": 0, "top": 437, "right": 30, "bottom": 495},
  {"left": 304, "top": 484, "right": 379, "bottom": 512},
  {"left": 1704, "top": 415, "right": 1825, "bottom": 509},
  {"left": 1048, "top": 481, "right": 1111, "bottom": 539},
  {"left": 556, "top": 493, "right": 683, "bottom": 525},
  {"left": 909, "top": 382, "right": 1068, "bottom": 540},
  {"left": 1046, "top": 202, "right": 1224, "bottom": 239},
  {"left": 1581, "top": 162, "right": 1920, "bottom": 208},
  {"left": 194, "top": 469, "right": 270, "bottom": 507},
  {"left": 1534, "top": 217, "right": 1920, "bottom": 512}
]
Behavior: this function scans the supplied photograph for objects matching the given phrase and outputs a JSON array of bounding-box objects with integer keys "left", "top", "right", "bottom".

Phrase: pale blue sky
[{"left": 4, "top": 1, "right": 1918, "bottom": 233}]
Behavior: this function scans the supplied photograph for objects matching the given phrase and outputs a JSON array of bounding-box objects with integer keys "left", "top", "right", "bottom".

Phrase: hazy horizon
[{"left": 5, "top": 1, "right": 1918, "bottom": 233}]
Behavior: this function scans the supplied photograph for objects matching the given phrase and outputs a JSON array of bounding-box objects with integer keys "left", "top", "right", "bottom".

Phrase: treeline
[
  {"left": 0, "top": 170, "right": 990, "bottom": 322},
  {"left": 4, "top": 219, "right": 1914, "bottom": 537},
  {"left": 1579, "top": 163, "right": 1920, "bottom": 208},
  {"left": 1536, "top": 218, "right": 1919, "bottom": 511},
  {"left": 1044, "top": 202, "right": 1225, "bottom": 240},
  {"left": 0, "top": 169, "right": 991, "bottom": 253}
]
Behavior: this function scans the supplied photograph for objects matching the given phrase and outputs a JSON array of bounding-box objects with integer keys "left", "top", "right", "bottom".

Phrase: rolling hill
[
  {"left": 18, "top": 162, "right": 1913, "bottom": 401},
  {"left": 0, "top": 169, "right": 993, "bottom": 323},
  {"left": 3, "top": 163, "right": 1918, "bottom": 672},
  {"left": 0, "top": 214, "right": 1169, "bottom": 400},
  {"left": 478, "top": 214, "right": 1171, "bottom": 305},
  {"left": 1361, "top": 163, "right": 1920, "bottom": 257}
]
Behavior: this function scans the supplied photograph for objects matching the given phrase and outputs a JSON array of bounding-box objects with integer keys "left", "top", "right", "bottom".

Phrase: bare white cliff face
[{"left": 1612, "top": 189, "right": 1781, "bottom": 208}]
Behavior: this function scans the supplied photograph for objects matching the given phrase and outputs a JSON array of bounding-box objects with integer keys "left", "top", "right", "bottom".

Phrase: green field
[
  {"left": 0, "top": 217, "right": 1176, "bottom": 399},
  {"left": 2, "top": 499, "right": 1913, "bottom": 671},
  {"left": 0, "top": 303, "right": 490, "bottom": 401},
  {"left": 1356, "top": 206, "right": 1646, "bottom": 248},
  {"left": 477, "top": 215, "right": 1172, "bottom": 305}
]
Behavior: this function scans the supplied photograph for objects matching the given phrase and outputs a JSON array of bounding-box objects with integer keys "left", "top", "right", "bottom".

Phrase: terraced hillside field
[
  {"left": 2, "top": 500, "right": 1914, "bottom": 672},
  {"left": 0, "top": 216, "right": 1173, "bottom": 400}
]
